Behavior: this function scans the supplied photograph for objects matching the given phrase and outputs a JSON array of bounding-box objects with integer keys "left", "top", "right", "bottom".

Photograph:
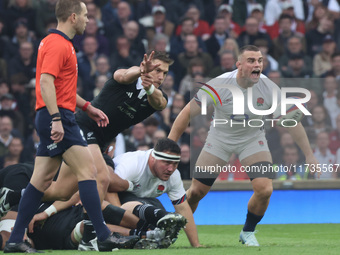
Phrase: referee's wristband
[
  {"left": 51, "top": 112, "right": 61, "bottom": 119},
  {"left": 44, "top": 205, "right": 57, "bottom": 217},
  {"left": 127, "top": 180, "right": 134, "bottom": 192},
  {"left": 82, "top": 101, "right": 91, "bottom": 111},
  {"left": 145, "top": 84, "right": 155, "bottom": 95}
]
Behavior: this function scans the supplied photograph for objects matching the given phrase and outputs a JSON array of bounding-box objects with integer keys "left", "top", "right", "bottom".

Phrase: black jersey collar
[{"left": 48, "top": 29, "right": 79, "bottom": 52}]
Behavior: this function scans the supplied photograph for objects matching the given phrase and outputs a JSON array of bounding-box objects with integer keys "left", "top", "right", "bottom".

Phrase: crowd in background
[{"left": 0, "top": 0, "right": 339, "bottom": 180}]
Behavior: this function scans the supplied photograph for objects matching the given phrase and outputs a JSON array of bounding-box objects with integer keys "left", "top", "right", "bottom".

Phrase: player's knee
[
  {"left": 253, "top": 182, "right": 273, "bottom": 200},
  {"left": 187, "top": 186, "right": 207, "bottom": 203}
]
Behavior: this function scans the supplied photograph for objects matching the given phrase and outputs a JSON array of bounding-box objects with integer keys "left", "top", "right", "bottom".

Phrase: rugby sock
[
  {"left": 8, "top": 183, "right": 44, "bottom": 243},
  {"left": 7, "top": 190, "right": 22, "bottom": 207},
  {"left": 129, "top": 229, "right": 146, "bottom": 238},
  {"left": 132, "top": 204, "right": 167, "bottom": 226},
  {"left": 102, "top": 204, "right": 125, "bottom": 225},
  {"left": 243, "top": 210, "right": 263, "bottom": 232},
  {"left": 78, "top": 180, "right": 110, "bottom": 242}
]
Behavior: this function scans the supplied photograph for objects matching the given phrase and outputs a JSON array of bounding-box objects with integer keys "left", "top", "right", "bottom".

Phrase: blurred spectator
[
  {"left": 0, "top": 79, "right": 10, "bottom": 99},
  {"left": 275, "top": 145, "right": 306, "bottom": 180},
  {"left": 313, "top": 34, "right": 337, "bottom": 77},
  {"left": 248, "top": 3, "right": 277, "bottom": 39},
  {"left": 95, "top": 55, "right": 112, "bottom": 79},
  {"left": 8, "top": 41, "right": 36, "bottom": 80},
  {"left": 77, "top": 36, "right": 98, "bottom": 100},
  {"left": 273, "top": 14, "right": 304, "bottom": 60},
  {"left": 135, "top": 0, "right": 177, "bottom": 24},
  {"left": 160, "top": 72, "right": 176, "bottom": 108},
  {"left": 322, "top": 73, "right": 339, "bottom": 129},
  {"left": 272, "top": 132, "right": 301, "bottom": 164},
  {"left": 34, "top": 0, "right": 57, "bottom": 39},
  {"left": 264, "top": 0, "right": 305, "bottom": 27},
  {"left": 104, "top": 1, "right": 136, "bottom": 42},
  {"left": 149, "top": 33, "right": 169, "bottom": 53},
  {"left": 205, "top": 15, "right": 229, "bottom": 62},
  {"left": 6, "top": 19, "right": 37, "bottom": 61},
  {"left": 306, "top": 3, "right": 328, "bottom": 32},
  {"left": 254, "top": 39, "right": 278, "bottom": 73},
  {"left": 0, "top": 136, "right": 24, "bottom": 168},
  {"left": 209, "top": 50, "right": 236, "bottom": 78},
  {"left": 178, "top": 143, "right": 191, "bottom": 180},
  {"left": 93, "top": 75, "right": 106, "bottom": 98},
  {"left": 305, "top": 105, "right": 333, "bottom": 148},
  {"left": 281, "top": 53, "right": 313, "bottom": 78},
  {"left": 176, "top": 34, "right": 214, "bottom": 87},
  {"left": 101, "top": 0, "right": 121, "bottom": 29},
  {"left": 151, "top": 129, "right": 167, "bottom": 147},
  {"left": 169, "top": 17, "right": 206, "bottom": 59},
  {"left": 143, "top": 116, "right": 160, "bottom": 140},
  {"left": 136, "top": 143, "right": 151, "bottom": 151},
  {"left": 279, "top": 1, "right": 305, "bottom": 34},
  {"left": 73, "top": 17, "right": 109, "bottom": 56},
  {"left": 218, "top": 38, "right": 239, "bottom": 58},
  {"left": 109, "top": 35, "right": 141, "bottom": 73},
  {"left": 279, "top": 36, "right": 312, "bottom": 78},
  {"left": 124, "top": 20, "right": 145, "bottom": 58},
  {"left": 237, "top": 17, "right": 273, "bottom": 54},
  {"left": 0, "top": 115, "right": 16, "bottom": 157},
  {"left": 172, "top": 0, "right": 206, "bottom": 26},
  {"left": 322, "top": 52, "right": 340, "bottom": 79},
  {"left": 179, "top": 57, "right": 210, "bottom": 101},
  {"left": 313, "top": 131, "right": 337, "bottom": 179},
  {"left": 125, "top": 122, "right": 152, "bottom": 151},
  {"left": 161, "top": 93, "right": 186, "bottom": 129},
  {"left": 305, "top": 12, "right": 334, "bottom": 58},
  {"left": 191, "top": 125, "right": 208, "bottom": 160},
  {"left": 329, "top": 114, "right": 340, "bottom": 154},
  {"left": 175, "top": 5, "right": 210, "bottom": 40},
  {"left": 0, "top": 93, "right": 25, "bottom": 136},
  {"left": 4, "top": 0, "right": 36, "bottom": 37},
  {"left": 301, "top": 90, "right": 320, "bottom": 127},
  {"left": 86, "top": 2, "right": 104, "bottom": 30},
  {"left": 22, "top": 128, "right": 39, "bottom": 163},
  {"left": 216, "top": 4, "right": 242, "bottom": 37},
  {"left": 144, "top": 6, "right": 174, "bottom": 50},
  {"left": 267, "top": 70, "right": 282, "bottom": 87}
]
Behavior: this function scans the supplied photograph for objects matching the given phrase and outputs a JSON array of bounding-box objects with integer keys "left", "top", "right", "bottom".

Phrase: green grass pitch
[{"left": 8, "top": 224, "right": 340, "bottom": 255}]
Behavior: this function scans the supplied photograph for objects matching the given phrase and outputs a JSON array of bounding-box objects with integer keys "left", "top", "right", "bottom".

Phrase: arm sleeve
[
  {"left": 167, "top": 170, "right": 186, "bottom": 202},
  {"left": 40, "top": 41, "right": 66, "bottom": 78},
  {"left": 113, "top": 155, "right": 140, "bottom": 182}
]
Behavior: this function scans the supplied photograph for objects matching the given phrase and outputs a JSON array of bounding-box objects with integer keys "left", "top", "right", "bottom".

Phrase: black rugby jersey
[{"left": 76, "top": 77, "right": 168, "bottom": 150}]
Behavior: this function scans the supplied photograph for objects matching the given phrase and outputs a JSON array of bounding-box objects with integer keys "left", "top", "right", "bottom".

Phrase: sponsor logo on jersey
[
  {"left": 126, "top": 92, "right": 133, "bottom": 98},
  {"left": 87, "top": 132, "right": 95, "bottom": 140},
  {"left": 124, "top": 102, "right": 137, "bottom": 112}
]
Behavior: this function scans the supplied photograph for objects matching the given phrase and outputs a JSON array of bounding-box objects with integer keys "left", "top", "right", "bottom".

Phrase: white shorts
[{"left": 202, "top": 132, "right": 270, "bottom": 162}]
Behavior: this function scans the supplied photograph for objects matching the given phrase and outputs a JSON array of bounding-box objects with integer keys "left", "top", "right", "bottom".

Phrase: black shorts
[
  {"left": 28, "top": 204, "right": 83, "bottom": 250},
  {"left": 118, "top": 192, "right": 166, "bottom": 211},
  {"left": 78, "top": 121, "right": 106, "bottom": 151},
  {"left": 35, "top": 108, "right": 87, "bottom": 157}
]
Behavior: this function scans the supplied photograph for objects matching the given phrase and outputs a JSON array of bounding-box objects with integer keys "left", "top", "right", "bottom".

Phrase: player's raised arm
[
  {"left": 168, "top": 99, "right": 201, "bottom": 142},
  {"left": 113, "top": 51, "right": 160, "bottom": 84}
]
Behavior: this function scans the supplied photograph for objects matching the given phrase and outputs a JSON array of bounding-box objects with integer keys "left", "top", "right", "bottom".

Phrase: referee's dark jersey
[{"left": 76, "top": 78, "right": 168, "bottom": 151}]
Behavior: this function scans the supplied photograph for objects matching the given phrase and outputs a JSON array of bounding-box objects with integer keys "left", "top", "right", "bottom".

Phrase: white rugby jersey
[
  {"left": 195, "top": 69, "right": 281, "bottom": 144},
  {"left": 113, "top": 149, "right": 186, "bottom": 202}
]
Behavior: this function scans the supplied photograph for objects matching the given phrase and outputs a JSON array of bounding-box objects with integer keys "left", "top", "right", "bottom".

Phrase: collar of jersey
[
  {"left": 48, "top": 29, "right": 78, "bottom": 52},
  {"left": 136, "top": 77, "right": 143, "bottom": 90}
]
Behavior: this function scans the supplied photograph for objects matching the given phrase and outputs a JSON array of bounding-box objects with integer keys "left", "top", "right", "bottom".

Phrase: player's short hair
[
  {"left": 239, "top": 45, "right": 260, "bottom": 56},
  {"left": 154, "top": 138, "right": 181, "bottom": 155},
  {"left": 148, "top": 51, "right": 174, "bottom": 66},
  {"left": 55, "top": 0, "right": 83, "bottom": 23}
]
